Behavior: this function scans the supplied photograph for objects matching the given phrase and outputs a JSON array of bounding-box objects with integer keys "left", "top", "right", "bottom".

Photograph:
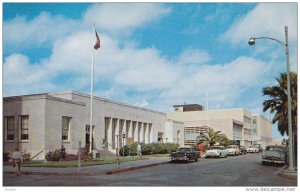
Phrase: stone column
[
  {"left": 115, "top": 119, "right": 120, "bottom": 150},
  {"left": 144, "top": 123, "right": 148, "bottom": 144},
  {"left": 138, "top": 122, "right": 142, "bottom": 143},
  {"left": 148, "top": 123, "right": 152, "bottom": 143},
  {"left": 133, "top": 121, "right": 138, "bottom": 142},
  {"left": 107, "top": 118, "right": 112, "bottom": 150},
  {"left": 126, "top": 120, "right": 131, "bottom": 145}
]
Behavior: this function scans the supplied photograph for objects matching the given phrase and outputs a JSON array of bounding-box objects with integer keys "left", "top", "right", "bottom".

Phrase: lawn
[{"left": 22, "top": 156, "right": 147, "bottom": 168}]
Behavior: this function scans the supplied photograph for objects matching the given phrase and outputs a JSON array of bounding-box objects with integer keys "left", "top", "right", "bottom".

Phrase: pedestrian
[
  {"left": 12, "top": 147, "right": 23, "bottom": 176},
  {"left": 199, "top": 142, "right": 204, "bottom": 158},
  {"left": 137, "top": 143, "right": 142, "bottom": 158},
  {"left": 60, "top": 145, "right": 66, "bottom": 160}
]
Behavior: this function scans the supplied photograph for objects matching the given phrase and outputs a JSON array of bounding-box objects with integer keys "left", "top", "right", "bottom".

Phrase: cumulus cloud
[
  {"left": 3, "top": 54, "right": 58, "bottom": 96},
  {"left": 177, "top": 49, "right": 211, "bottom": 65},
  {"left": 4, "top": 3, "right": 295, "bottom": 114},
  {"left": 83, "top": 3, "right": 171, "bottom": 34},
  {"left": 221, "top": 3, "right": 297, "bottom": 45},
  {"left": 3, "top": 12, "right": 79, "bottom": 50},
  {"left": 158, "top": 56, "right": 271, "bottom": 110}
]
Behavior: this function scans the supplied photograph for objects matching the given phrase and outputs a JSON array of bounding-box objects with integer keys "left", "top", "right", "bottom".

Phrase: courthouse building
[
  {"left": 3, "top": 93, "right": 273, "bottom": 160},
  {"left": 3, "top": 91, "right": 184, "bottom": 160}
]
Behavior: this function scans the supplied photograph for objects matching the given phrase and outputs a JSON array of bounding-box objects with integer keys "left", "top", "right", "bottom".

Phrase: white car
[
  {"left": 247, "top": 146, "right": 259, "bottom": 153},
  {"left": 206, "top": 145, "right": 228, "bottom": 158},
  {"left": 226, "top": 145, "right": 240, "bottom": 156}
]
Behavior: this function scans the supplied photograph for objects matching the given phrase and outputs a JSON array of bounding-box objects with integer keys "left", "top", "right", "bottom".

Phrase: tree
[
  {"left": 262, "top": 72, "right": 297, "bottom": 136},
  {"left": 196, "top": 128, "right": 227, "bottom": 147}
]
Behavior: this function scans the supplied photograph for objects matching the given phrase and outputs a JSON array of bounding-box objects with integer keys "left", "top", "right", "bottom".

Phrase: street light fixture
[{"left": 248, "top": 26, "right": 295, "bottom": 172}]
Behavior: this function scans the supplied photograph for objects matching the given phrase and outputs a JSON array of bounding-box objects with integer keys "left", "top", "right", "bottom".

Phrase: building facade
[
  {"left": 3, "top": 92, "right": 184, "bottom": 160},
  {"left": 167, "top": 105, "right": 273, "bottom": 147}
]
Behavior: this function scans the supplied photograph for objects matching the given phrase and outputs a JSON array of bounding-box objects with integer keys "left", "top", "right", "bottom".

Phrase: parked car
[
  {"left": 254, "top": 144, "right": 264, "bottom": 153},
  {"left": 238, "top": 145, "right": 247, "bottom": 155},
  {"left": 206, "top": 145, "right": 228, "bottom": 158},
  {"left": 169, "top": 146, "right": 200, "bottom": 163},
  {"left": 247, "top": 146, "right": 259, "bottom": 153},
  {"left": 226, "top": 145, "right": 240, "bottom": 156},
  {"left": 262, "top": 145, "right": 288, "bottom": 166}
]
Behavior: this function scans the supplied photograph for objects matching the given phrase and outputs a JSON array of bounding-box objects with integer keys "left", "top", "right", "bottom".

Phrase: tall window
[
  {"left": 62, "top": 116, "right": 71, "bottom": 141},
  {"left": 20, "top": 115, "right": 29, "bottom": 140},
  {"left": 6, "top": 116, "right": 14, "bottom": 141}
]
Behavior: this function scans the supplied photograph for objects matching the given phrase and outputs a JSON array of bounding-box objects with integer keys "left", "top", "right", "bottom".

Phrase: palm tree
[
  {"left": 262, "top": 72, "right": 297, "bottom": 136},
  {"left": 196, "top": 128, "right": 227, "bottom": 147}
]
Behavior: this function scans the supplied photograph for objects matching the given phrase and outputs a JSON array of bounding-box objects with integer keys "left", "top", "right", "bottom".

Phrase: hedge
[{"left": 119, "top": 142, "right": 179, "bottom": 156}]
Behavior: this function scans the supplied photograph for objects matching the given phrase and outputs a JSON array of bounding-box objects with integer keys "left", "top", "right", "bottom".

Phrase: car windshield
[
  {"left": 265, "top": 146, "right": 286, "bottom": 152},
  {"left": 210, "top": 146, "right": 222, "bottom": 150},
  {"left": 227, "top": 146, "right": 236, "bottom": 149},
  {"left": 176, "top": 148, "right": 191, "bottom": 152}
]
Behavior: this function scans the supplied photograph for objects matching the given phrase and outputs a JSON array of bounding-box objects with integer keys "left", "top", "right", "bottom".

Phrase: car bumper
[
  {"left": 170, "top": 156, "right": 188, "bottom": 161},
  {"left": 206, "top": 152, "right": 219, "bottom": 157},
  {"left": 227, "top": 151, "right": 236, "bottom": 155},
  {"left": 262, "top": 159, "right": 285, "bottom": 164}
]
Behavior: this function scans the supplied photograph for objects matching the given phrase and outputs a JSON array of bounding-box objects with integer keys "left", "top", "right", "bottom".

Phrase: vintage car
[
  {"left": 226, "top": 145, "right": 240, "bottom": 156},
  {"left": 169, "top": 146, "right": 200, "bottom": 163},
  {"left": 206, "top": 145, "right": 228, "bottom": 158},
  {"left": 238, "top": 145, "right": 247, "bottom": 155},
  {"left": 254, "top": 144, "right": 264, "bottom": 153},
  {"left": 247, "top": 146, "right": 259, "bottom": 153},
  {"left": 262, "top": 145, "right": 288, "bottom": 166}
]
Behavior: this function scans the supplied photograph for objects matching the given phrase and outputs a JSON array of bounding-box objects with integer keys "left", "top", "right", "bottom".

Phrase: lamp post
[{"left": 248, "top": 26, "right": 295, "bottom": 172}]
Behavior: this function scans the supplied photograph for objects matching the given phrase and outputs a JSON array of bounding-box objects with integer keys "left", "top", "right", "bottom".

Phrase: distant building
[
  {"left": 168, "top": 105, "right": 273, "bottom": 147},
  {"left": 3, "top": 92, "right": 184, "bottom": 160}
]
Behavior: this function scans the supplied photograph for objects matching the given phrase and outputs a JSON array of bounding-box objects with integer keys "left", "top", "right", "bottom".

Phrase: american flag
[{"left": 94, "top": 31, "right": 100, "bottom": 50}]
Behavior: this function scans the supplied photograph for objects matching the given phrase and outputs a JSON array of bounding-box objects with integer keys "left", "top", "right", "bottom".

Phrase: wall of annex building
[
  {"left": 167, "top": 108, "right": 262, "bottom": 147},
  {"left": 252, "top": 114, "right": 273, "bottom": 147},
  {"left": 3, "top": 95, "right": 47, "bottom": 160},
  {"left": 165, "top": 120, "right": 184, "bottom": 146}
]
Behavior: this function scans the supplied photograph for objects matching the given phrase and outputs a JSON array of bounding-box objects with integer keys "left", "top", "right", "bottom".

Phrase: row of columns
[{"left": 104, "top": 117, "right": 152, "bottom": 150}]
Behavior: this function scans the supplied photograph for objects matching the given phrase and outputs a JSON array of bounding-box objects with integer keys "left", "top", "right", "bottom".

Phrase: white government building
[{"left": 3, "top": 92, "right": 272, "bottom": 160}]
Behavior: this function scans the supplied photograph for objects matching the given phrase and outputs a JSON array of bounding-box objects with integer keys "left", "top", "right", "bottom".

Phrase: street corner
[
  {"left": 278, "top": 165, "right": 297, "bottom": 180},
  {"left": 106, "top": 161, "right": 169, "bottom": 175}
]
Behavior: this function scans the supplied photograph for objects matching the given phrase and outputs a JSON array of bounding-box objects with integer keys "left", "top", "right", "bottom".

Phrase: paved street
[{"left": 3, "top": 153, "right": 297, "bottom": 186}]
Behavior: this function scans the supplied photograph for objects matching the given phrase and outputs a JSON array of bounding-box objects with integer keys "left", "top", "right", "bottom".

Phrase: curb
[
  {"left": 106, "top": 161, "right": 169, "bottom": 175},
  {"left": 4, "top": 171, "right": 99, "bottom": 176},
  {"left": 278, "top": 165, "right": 297, "bottom": 179}
]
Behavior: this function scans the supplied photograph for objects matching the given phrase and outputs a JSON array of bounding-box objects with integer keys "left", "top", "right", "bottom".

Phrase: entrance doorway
[{"left": 86, "top": 125, "right": 94, "bottom": 149}]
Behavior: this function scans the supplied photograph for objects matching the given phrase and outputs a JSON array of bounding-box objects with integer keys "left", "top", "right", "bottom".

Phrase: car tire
[{"left": 195, "top": 158, "right": 198, "bottom": 162}]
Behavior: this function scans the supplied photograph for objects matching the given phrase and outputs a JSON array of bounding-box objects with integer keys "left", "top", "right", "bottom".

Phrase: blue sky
[{"left": 2, "top": 2, "right": 298, "bottom": 139}]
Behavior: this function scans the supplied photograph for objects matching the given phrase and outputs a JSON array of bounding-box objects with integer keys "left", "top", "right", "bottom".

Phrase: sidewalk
[{"left": 3, "top": 157, "right": 170, "bottom": 176}]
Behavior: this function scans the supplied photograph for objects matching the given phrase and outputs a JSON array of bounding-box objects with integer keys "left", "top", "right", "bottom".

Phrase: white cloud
[
  {"left": 3, "top": 54, "right": 58, "bottom": 96},
  {"left": 177, "top": 49, "right": 211, "bottom": 65},
  {"left": 3, "top": 12, "right": 78, "bottom": 50},
  {"left": 4, "top": 3, "right": 290, "bottom": 115},
  {"left": 221, "top": 3, "right": 297, "bottom": 45},
  {"left": 158, "top": 56, "right": 270, "bottom": 110},
  {"left": 84, "top": 3, "right": 171, "bottom": 34},
  {"left": 134, "top": 100, "right": 149, "bottom": 108}
]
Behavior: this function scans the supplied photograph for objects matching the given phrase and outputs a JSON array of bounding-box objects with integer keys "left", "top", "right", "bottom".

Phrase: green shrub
[
  {"left": 119, "top": 142, "right": 179, "bottom": 156},
  {"left": 45, "top": 149, "right": 61, "bottom": 161},
  {"left": 22, "top": 149, "right": 31, "bottom": 162}
]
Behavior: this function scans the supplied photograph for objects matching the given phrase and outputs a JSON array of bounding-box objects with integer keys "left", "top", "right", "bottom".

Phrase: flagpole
[{"left": 89, "top": 22, "right": 95, "bottom": 159}]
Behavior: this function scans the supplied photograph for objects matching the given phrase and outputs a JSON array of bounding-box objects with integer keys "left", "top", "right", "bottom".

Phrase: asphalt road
[{"left": 3, "top": 153, "right": 297, "bottom": 187}]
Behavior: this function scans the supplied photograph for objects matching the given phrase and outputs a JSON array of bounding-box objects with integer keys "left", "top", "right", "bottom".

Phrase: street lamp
[{"left": 248, "top": 26, "right": 295, "bottom": 172}]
